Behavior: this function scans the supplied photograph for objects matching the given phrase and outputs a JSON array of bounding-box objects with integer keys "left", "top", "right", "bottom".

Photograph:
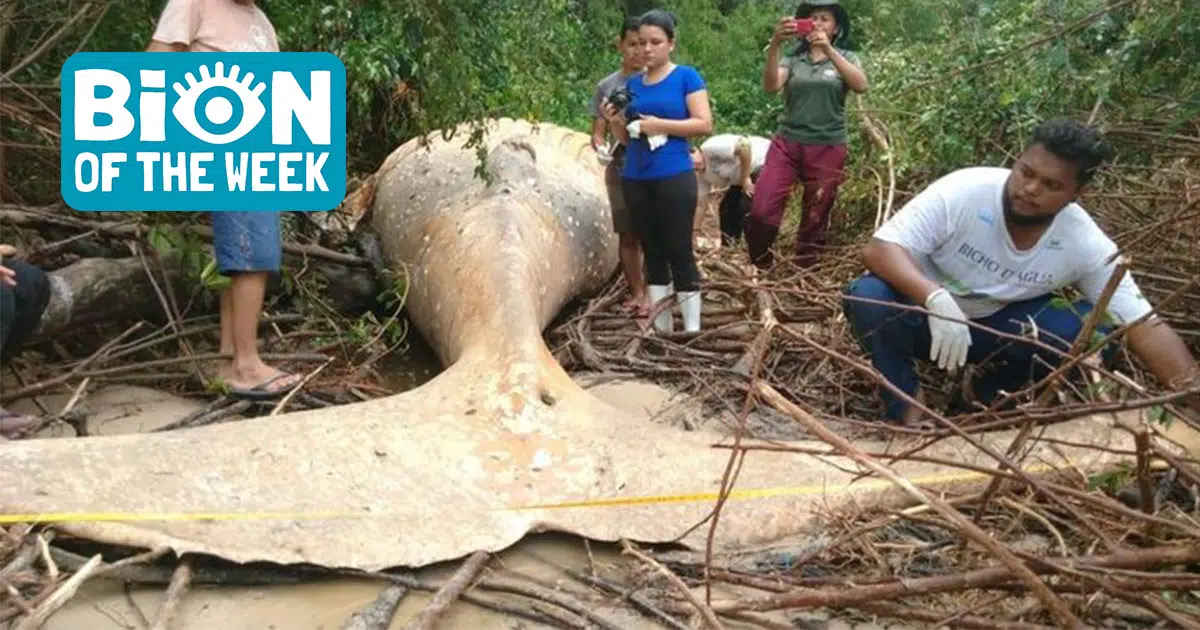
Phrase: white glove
[
  {"left": 595, "top": 144, "right": 613, "bottom": 165},
  {"left": 925, "top": 288, "right": 971, "bottom": 372},
  {"left": 626, "top": 120, "right": 642, "bottom": 138},
  {"left": 647, "top": 134, "right": 668, "bottom": 150}
]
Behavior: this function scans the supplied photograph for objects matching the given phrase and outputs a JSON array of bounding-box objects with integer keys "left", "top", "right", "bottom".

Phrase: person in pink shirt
[{"left": 146, "top": 0, "right": 302, "bottom": 400}]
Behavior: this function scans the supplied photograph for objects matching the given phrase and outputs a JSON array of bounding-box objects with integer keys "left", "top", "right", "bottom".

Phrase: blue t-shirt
[{"left": 622, "top": 65, "right": 707, "bottom": 181}]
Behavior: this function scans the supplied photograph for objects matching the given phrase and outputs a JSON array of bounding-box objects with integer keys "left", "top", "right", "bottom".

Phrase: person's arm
[
  {"left": 591, "top": 117, "right": 608, "bottom": 152},
  {"left": 763, "top": 17, "right": 796, "bottom": 93},
  {"left": 735, "top": 137, "right": 752, "bottom": 187},
  {"left": 807, "top": 31, "right": 868, "bottom": 93},
  {"left": 860, "top": 175, "right": 960, "bottom": 304},
  {"left": 1128, "top": 321, "right": 1200, "bottom": 413},
  {"left": 1078, "top": 258, "right": 1200, "bottom": 414},
  {"left": 861, "top": 239, "right": 942, "bottom": 304},
  {"left": 601, "top": 101, "right": 631, "bottom": 145},
  {"left": 588, "top": 84, "right": 608, "bottom": 151},
  {"left": 146, "top": 0, "right": 198, "bottom": 51}
]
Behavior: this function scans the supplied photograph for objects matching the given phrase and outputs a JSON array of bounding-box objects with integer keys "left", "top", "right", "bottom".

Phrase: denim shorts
[{"left": 210, "top": 211, "right": 283, "bottom": 274}]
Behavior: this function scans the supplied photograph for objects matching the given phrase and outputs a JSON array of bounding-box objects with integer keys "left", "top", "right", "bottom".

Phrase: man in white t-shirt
[
  {"left": 692, "top": 134, "right": 770, "bottom": 248},
  {"left": 843, "top": 119, "right": 1199, "bottom": 423}
]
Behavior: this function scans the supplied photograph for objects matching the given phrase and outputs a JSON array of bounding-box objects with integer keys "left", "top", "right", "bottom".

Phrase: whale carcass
[{"left": 0, "top": 119, "right": 1136, "bottom": 571}]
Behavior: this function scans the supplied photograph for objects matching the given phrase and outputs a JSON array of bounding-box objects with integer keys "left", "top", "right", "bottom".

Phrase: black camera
[{"left": 607, "top": 87, "right": 634, "bottom": 116}]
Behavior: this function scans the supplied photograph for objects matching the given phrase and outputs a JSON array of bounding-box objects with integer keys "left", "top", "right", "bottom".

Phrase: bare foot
[{"left": 217, "top": 359, "right": 302, "bottom": 400}]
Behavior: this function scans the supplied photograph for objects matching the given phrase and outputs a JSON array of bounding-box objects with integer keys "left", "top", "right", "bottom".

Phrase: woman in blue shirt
[{"left": 603, "top": 10, "right": 713, "bottom": 334}]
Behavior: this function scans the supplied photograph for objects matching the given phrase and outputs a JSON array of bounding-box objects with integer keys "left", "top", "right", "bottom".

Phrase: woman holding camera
[
  {"left": 744, "top": 0, "right": 868, "bottom": 269},
  {"left": 603, "top": 10, "right": 713, "bottom": 334}
]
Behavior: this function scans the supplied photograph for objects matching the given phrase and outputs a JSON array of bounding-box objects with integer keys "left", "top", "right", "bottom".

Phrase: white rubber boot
[
  {"left": 647, "top": 284, "right": 674, "bottom": 333},
  {"left": 678, "top": 290, "right": 702, "bottom": 332}
]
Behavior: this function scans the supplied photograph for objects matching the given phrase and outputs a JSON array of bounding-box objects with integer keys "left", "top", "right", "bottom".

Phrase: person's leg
[
  {"left": 607, "top": 163, "right": 647, "bottom": 314},
  {"left": 745, "top": 135, "right": 804, "bottom": 268},
  {"left": 842, "top": 273, "right": 932, "bottom": 421},
  {"left": 691, "top": 178, "right": 720, "bottom": 251},
  {"left": 659, "top": 172, "right": 702, "bottom": 331},
  {"left": 719, "top": 185, "right": 745, "bottom": 247},
  {"left": 964, "top": 295, "right": 1115, "bottom": 409},
  {"left": 210, "top": 211, "right": 300, "bottom": 398},
  {"left": 0, "top": 259, "right": 51, "bottom": 437},
  {"left": 625, "top": 179, "right": 672, "bottom": 331},
  {"left": 792, "top": 144, "right": 849, "bottom": 267}
]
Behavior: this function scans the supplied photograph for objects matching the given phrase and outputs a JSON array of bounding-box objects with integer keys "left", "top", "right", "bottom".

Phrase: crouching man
[{"left": 842, "top": 119, "right": 1200, "bottom": 423}]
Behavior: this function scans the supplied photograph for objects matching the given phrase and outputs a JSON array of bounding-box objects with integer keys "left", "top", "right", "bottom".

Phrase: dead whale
[{"left": 0, "top": 119, "right": 1139, "bottom": 571}]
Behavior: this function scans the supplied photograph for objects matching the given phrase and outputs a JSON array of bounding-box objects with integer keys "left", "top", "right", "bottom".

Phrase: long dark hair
[{"left": 790, "top": 2, "right": 854, "bottom": 55}]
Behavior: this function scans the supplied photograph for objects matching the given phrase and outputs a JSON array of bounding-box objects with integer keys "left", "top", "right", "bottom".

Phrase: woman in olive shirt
[{"left": 745, "top": 0, "right": 869, "bottom": 269}]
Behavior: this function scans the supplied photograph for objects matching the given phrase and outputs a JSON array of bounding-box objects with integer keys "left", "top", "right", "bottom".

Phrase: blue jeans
[
  {"left": 841, "top": 273, "right": 1116, "bottom": 420},
  {"left": 210, "top": 212, "right": 283, "bottom": 274}
]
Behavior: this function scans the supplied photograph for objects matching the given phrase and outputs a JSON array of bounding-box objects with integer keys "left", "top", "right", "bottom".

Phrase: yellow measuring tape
[{"left": 0, "top": 461, "right": 1062, "bottom": 525}]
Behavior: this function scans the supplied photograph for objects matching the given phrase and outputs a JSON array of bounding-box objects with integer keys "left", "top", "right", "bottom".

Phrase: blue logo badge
[{"left": 61, "top": 52, "right": 346, "bottom": 212}]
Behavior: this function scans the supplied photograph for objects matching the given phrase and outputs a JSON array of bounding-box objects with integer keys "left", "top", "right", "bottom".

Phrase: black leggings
[
  {"left": 719, "top": 171, "right": 759, "bottom": 246},
  {"left": 623, "top": 171, "right": 700, "bottom": 291}
]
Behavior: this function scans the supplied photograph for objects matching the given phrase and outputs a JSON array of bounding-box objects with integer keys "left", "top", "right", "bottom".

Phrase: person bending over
[
  {"left": 746, "top": 0, "right": 868, "bottom": 269},
  {"left": 842, "top": 119, "right": 1200, "bottom": 424},
  {"left": 146, "top": 0, "right": 301, "bottom": 400},
  {"left": 0, "top": 245, "right": 50, "bottom": 438},
  {"left": 692, "top": 134, "right": 771, "bottom": 249},
  {"left": 603, "top": 10, "right": 713, "bottom": 334},
  {"left": 591, "top": 17, "right": 649, "bottom": 316}
]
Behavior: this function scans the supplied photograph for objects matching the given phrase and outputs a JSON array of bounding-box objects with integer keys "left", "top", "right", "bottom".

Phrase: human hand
[
  {"left": 771, "top": 16, "right": 798, "bottom": 45},
  {"left": 742, "top": 179, "right": 756, "bottom": 198},
  {"left": 595, "top": 144, "right": 614, "bottom": 165},
  {"left": 925, "top": 288, "right": 971, "bottom": 371},
  {"left": 601, "top": 101, "right": 626, "bottom": 127},
  {"left": 0, "top": 244, "right": 16, "bottom": 287},
  {"left": 637, "top": 115, "right": 665, "bottom": 136},
  {"left": 0, "top": 264, "right": 15, "bottom": 288},
  {"left": 806, "top": 28, "right": 832, "bottom": 52}
]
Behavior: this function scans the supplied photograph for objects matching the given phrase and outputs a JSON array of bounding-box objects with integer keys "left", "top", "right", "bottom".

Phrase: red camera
[{"left": 792, "top": 18, "right": 815, "bottom": 35}]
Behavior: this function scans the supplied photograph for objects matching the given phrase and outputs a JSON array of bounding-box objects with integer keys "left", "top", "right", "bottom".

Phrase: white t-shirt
[
  {"left": 873, "top": 167, "right": 1152, "bottom": 324},
  {"left": 699, "top": 134, "right": 770, "bottom": 190}
]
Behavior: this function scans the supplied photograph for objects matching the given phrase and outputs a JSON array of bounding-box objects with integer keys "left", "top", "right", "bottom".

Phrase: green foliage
[
  {"left": 1087, "top": 462, "right": 1131, "bottom": 494},
  {"left": 4, "top": 0, "right": 1197, "bottom": 227}
]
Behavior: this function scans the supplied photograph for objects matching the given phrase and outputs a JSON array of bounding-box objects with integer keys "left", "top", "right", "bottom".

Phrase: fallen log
[{"left": 21, "top": 252, "right": 379, "bottom": 345}]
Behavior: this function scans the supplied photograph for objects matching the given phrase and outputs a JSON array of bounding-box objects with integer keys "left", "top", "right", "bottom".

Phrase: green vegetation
[{"left": 3, "top": 0, "right": 1197, "bottom": 229}]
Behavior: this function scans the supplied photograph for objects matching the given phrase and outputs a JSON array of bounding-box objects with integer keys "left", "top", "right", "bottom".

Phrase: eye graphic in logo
[{"left": 171, "top": 62, "right": 266, "bottom": 144}]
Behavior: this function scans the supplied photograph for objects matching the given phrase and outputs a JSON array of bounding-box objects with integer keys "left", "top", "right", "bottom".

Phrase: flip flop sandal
[
  {"left": 227, "top": 372, "right": 301, "bottom": 401},
  {"left": 0, "top": 411, "right": 41, "bottom": 438}
]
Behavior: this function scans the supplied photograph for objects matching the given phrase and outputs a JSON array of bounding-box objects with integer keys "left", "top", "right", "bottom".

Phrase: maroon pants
[{"left": 745, "top": 135, "right": 848, "bottom": 268}]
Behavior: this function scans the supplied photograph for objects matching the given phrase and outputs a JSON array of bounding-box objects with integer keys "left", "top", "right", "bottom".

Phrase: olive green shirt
[{"left": 777, "top": 47, "right": 861, "bottom": 145}]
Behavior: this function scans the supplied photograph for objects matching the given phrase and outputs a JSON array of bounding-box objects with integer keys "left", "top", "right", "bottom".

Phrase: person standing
[
  {"left": 591, "top": 17, "right": 649, "bottom": 316},
  {"left": 692, "top": 133, "right": 771, "bottom": 248},
  {"left": 603, "top": 10, "right": 713, "bottom": 334},
  {"left": 146, "top": 0, "right": 301, "bottom": 400},
  {"left": 745, "top": 0, "right": 869, "bottom": 269}
]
